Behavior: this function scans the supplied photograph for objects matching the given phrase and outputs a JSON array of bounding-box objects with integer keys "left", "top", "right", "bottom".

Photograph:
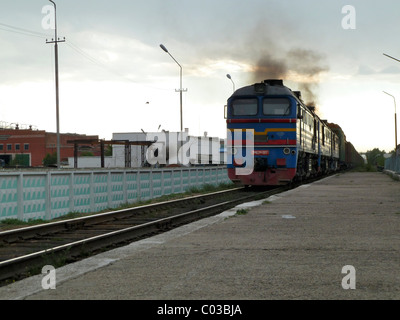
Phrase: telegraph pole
[{"left": 46, "top": 0, "right": 65, "bottom": 168}]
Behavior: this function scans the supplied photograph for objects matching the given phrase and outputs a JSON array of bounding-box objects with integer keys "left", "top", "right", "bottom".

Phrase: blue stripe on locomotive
[{"left": 227, "top": 95, "right": 299, "bottom": 171}]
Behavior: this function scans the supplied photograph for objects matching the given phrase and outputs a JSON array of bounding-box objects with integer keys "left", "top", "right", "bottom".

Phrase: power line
[
  {"left": 65, "top": 39, "right": 171, "bottom": 91},
  {"left": 66, "top": 41, "right": 104, "bottom": 66},
  {"left": 0, "top": 22, "right": 50, "bottom": 39},
  {"left": 65, "top": 40, "right": 136, "bottom": 83},
  {"left": 0, "top": 21, "right": 171, "bottom": 91},
  {"left": 0, "top": 21, "right": 125, "bottom": 81},
  {"left": 0, "top": 25, "right": 45, "bottom": 38}
]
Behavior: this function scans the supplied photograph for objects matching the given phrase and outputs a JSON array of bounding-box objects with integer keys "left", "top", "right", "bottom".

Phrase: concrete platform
[{"left": 1, "top": 171, "right": 400, "bottom": 300}]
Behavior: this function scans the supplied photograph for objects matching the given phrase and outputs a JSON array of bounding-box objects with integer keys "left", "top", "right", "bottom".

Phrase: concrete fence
[
  {"left": 385, "top": 155, "right": 400, "bottom": 173},
  {"left": 0, "top": 167, "right": 231, "bottom": 222}
]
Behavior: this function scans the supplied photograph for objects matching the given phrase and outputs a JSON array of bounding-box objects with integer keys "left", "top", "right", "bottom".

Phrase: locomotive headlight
[{"left": 283, "top": 148, "right": 290, "bottom": 155}]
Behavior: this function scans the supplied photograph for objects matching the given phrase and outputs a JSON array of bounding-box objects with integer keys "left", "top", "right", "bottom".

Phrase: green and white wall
[{"left": 0, "top": 167, "right": 231, "bottom": 222}]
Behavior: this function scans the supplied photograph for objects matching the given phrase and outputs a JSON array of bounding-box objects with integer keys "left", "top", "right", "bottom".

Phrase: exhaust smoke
[{"left": 250, "top": 44, "right": 328, "bottom": 110}]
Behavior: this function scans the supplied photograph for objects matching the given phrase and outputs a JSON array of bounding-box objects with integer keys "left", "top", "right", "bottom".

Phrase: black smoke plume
[{"left": 251, "top": 47, "right": 329, "bottom": 109}]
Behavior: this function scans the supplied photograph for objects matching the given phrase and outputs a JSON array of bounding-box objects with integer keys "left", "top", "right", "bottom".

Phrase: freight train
[{"left": 226, "top": 79, "right": 363, "bottom": 186}]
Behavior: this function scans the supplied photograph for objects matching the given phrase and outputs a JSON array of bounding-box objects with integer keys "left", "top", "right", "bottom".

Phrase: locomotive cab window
[
  {"left": 232, "top": 99, "right": 258, "bottom": 116},
  {"left": 263, "top": 98, "right": 291, "bottom": 116}
]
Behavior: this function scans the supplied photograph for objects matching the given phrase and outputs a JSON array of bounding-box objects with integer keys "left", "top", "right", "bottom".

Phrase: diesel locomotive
[{"left": 226, "top": 79, "right": 362, "bottom": 186}]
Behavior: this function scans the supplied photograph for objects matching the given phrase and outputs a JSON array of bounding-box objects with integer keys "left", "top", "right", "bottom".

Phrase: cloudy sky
[{"left": 1, "top": 0, "right": 400, "bottom": 153}]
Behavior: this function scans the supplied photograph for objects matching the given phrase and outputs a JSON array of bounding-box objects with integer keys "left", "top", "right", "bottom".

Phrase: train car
[
  {"left": 345, "top": 141, "right": 365, "bottom": 168},
  {"left": 327, "top": 123, "right": 347, "bottom": 169},
  {"left": 328, "top": 123, "right": 365, "bottom": 169},
  {"left": 226, "top": 79, "right": 340, "bottom": 186}
]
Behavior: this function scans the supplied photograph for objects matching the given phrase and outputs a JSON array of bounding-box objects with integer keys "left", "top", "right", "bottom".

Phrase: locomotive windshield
[
  {"left": 232, "top": 99, "right": 258, "bottom": 116},
  {"left": 263, "top": 98, "right": 291, "bottom": 116}
]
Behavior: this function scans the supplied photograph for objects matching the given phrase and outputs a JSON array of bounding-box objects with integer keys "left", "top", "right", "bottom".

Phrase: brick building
[{"left": 0, "top": 127, "right": 99, "bottom": 167}]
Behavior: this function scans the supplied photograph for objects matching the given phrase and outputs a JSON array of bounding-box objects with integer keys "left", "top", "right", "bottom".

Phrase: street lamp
[
  {"left": 47, "top": 0, "right": 65, "bottom": 168},
  {"left": 383, "top": 53, "right": 400, "bottom": 63},
  {"left": 226, "top": 74, "right": 235, "bottom": 93},
  {"left": 160, "top": 44, "right": 186, "bottom": 132},
  {"left": 383, "top": 91, "right": 398, "bottom": 153}
]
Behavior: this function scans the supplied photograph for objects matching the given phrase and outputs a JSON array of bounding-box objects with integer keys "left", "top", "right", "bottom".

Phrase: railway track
[{"left": 0, "top": 185, "right": 287, "bottom": 286}]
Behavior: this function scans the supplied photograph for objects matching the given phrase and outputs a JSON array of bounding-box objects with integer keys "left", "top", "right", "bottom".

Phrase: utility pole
[
  {"left": 46, "top": 0, "right": 65, "bottom": 168},
  {"left": 160, "top": 44, "right": 187, "bottom": 132}
]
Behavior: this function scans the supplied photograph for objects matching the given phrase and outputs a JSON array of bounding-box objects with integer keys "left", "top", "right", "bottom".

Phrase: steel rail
[
  {"left": 0, "top": 187, "right": 245, "bottom": 244},
  {"left": 0, "top": 186, "right": 285, "bottom": 284}
]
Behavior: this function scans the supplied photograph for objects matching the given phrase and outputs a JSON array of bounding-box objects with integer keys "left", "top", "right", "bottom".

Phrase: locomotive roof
[
  {"left": 231, "top": 79, "right": 296, "bottom": 98},
  {"left": 229, "top": 79, "right": 325, "bottom": 119}
]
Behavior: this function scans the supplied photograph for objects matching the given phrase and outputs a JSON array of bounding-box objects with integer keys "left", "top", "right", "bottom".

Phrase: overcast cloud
[{"left": 1, "top": 0, "right": 400, "bottom": 152}]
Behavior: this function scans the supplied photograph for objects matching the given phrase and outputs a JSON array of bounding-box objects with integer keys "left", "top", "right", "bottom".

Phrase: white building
[{"left": 67, "top": 130, "right": 225, "bottom": 169}]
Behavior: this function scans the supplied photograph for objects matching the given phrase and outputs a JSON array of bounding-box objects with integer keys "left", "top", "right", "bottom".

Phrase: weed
[
  {"left": 0, "top": 218, "right": 47, "bottom": 230},
  {"left": 55, "top": 211, "right": 82, "bottom": 220},
  {"left": 236, "top": 209, "right": 248, "bottom": 215},
  {"left": 27, "top": 247, "right": 71, "bottom": 277}
]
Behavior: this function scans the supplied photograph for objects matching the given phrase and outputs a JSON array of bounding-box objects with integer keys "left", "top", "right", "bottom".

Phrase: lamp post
[
  {"left": 226, "top": 74, "right": 235, "bottom": 93},
  {"left": 160, "top": 44, "right": 186, "bottom": 132},
  {"left": 383, "top": 53, "right": 400, "bottom": 153},
  {"left": 47, "top": 0, "right": 65, "bottom": 168},
  {"left": 383, "top": 91, "right": 398, "bottom": 153},
  {"left": 383, "top": 53, "right": 400, "bottom": 63}
]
